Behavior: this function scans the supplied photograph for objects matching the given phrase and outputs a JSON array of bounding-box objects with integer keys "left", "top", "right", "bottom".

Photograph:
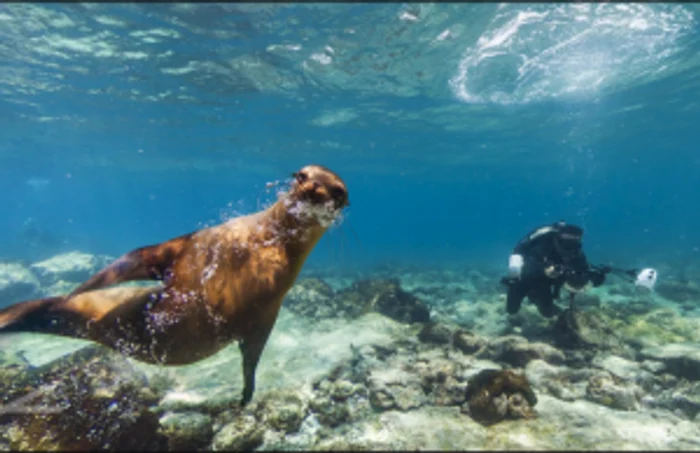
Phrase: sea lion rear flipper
[
  {"left": 0, "top": 286, "right": 162, "bottom": 343},
  {"left": 0, "top": 296, "right": 63, "bottom": 333},
  {"left": 67, "top": 233, "right": 193, "bottom": 298}
]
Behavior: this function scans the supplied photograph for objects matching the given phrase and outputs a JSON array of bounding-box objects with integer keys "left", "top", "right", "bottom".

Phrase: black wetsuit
[{"left": 502, "top": 223, "right": 607, "bottom": 318}]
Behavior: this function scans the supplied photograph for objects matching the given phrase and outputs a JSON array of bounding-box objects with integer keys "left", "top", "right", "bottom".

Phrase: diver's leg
[
  {"left": 507, "top": 281, "right": 528, "bottom": 315},
  {"left": 530, "top": 283, "right": 560, "bottom": 318}
]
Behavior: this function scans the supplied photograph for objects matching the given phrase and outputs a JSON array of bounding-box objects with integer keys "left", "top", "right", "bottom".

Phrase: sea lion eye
[{"left": 293, "top": 172, "right": 307, "bottom": 183}]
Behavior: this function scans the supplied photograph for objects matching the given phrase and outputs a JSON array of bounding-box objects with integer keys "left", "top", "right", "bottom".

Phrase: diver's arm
[
  {"left": 516, "top": 234, "right": 558, "bottom": 280},
  {"left": 521, "top": 254, "right": 550, "bottom": 279},
  {"left": 566, "top": 253, "right": 606, "bottom": 288},
  {"left": 587, "top": 262, "right": 609, "bottom": 287},
  {"left": 508, "top": 226, "right": 558, "bottom": 281}
]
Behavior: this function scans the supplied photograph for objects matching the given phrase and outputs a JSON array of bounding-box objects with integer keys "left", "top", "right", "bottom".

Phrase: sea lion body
[{"left": 0, "top": 165, "right": 349, "bottom": 405}]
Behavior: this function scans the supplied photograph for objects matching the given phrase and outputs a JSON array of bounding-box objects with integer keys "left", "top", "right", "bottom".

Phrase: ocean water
[
  {"left": 2, "top": 3, "right": 700, "bottom": 450},
  {"left": 1, "top": 2, "right": 698, "bottom": 272}
]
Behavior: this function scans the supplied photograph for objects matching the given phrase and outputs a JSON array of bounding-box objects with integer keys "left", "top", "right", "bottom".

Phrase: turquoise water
[
  {"left": 1, "top": 3, "right": 699, "bottom": 275},
  {"left": 3, "top": 4, "right": 700, "bottom": 451}
]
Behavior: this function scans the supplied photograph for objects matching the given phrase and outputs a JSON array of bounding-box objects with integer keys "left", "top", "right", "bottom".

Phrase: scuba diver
[
  {"left": 500, "top": 221, "right": 610, "bottom": 318},
  {"left": 501, "top": 220, "right": 658, "bottom": 318}
]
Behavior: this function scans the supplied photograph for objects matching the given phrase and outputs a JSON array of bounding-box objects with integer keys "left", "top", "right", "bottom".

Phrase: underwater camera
[{"left": 634, "top": 268, "right": 657, "bottom": 291}]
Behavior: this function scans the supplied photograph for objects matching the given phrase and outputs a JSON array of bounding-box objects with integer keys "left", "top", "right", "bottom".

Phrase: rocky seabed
[{"left": 2, "top": 253, "right": 700, "bottom": 450}]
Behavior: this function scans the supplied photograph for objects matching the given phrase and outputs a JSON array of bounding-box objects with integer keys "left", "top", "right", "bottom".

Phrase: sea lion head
[{"left": 283, "top": 164, "right": 349, "bottom": 227}]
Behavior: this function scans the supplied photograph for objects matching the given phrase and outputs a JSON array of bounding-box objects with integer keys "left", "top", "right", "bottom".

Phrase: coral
[{"left": 463, "top": 369, "right": 537, "bottom": 426}]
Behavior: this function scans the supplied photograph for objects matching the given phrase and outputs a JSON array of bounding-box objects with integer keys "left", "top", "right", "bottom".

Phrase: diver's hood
[
  {"left": 556, "top": 223, "right": 583, "bottom": 241},
  {"left": 554, "top": 223, "right": 583, "bottom": 260}
]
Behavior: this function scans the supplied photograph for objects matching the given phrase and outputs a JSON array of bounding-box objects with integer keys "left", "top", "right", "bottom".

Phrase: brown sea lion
[{"left": 0, "top": 164, "right": 350, "bottom": 405}]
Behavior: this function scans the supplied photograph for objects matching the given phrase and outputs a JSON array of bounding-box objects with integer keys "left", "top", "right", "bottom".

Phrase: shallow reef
[{"left": 2, "top": 252, "right": 700, "bottom": 450}]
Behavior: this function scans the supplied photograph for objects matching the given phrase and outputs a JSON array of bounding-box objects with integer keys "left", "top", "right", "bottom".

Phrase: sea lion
[{"left": 0, "top": 164, "right": 350, "bottom": 405}]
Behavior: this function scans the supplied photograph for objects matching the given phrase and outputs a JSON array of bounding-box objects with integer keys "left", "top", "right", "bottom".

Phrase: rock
[
  {"left": 158, "top": 388, "right": 240, "bottom": 415},
  {"left": 528, "top": 394, "right": 700, "bottom": 450},
  {"left": 211, "top": 415, "right": 264, "bottom": 451},
  {"left": 656, "top": 281, "right": 700, "bottom": 303},
  {"left": 417, "top": 322, "right": 453, "bottom": 345},
  {"left": 648, "top": 381, "right": 700, "bottom": 419},
  {"left": 479, "top": 335, "right": 565, "bottom": 367},
  {"left": 308, "top": 396, "right": 351, "bottom": 428},
  {"left": 330, "top": 380, "right": 357, "bottom": 402},
  {"left": 159, "top": 411, "right": 213, "bottom": 450},
  {"left": 586, "top": 373, "right": 643, "bottom": 411},
  {"left": 0, "top": 347, "right": 166, "bottom": 451},
  {"left": 285, "top": 278, "right": 432, "bottom": 325},
  {"left": 29, "top": 252, "right": 112, "bottom": 286},
  {"left": 524, "top": 359, "right": 589, "bottom": 402},
  {"left": 466, "top": 269, "right": 503, "bottom": 294},
  {"left": 574, "top": 293, "right": 602, "bottom": 309},
  {"left": 453, "top": 330, "right": 487, "bottom": 355},
  {"left": 284, "top": 278, "right": 350, "bottom": 319},
  {"left": 591, "top": 353, "right": 654, "bottom": 391},
  {"left": 337, "top": 278, "right": 431, "bottom": 324},
  {"left": 0, "top": 262, "right": 41, "bottom": 305},
  {"left": 641, "top": 360, "right": 666, "bottom": 374},
  {"left": 618, "top": 308, "right": 699, "bottom": 348},
  {"left": 592, "top": 354, "right": 640, "bottom": 380},
  {"left": 306, "top": 359, "right": 374, "bottom": 430},
  {"left": 552, "top": 309, "right": 633, "bottom": 358},
  {"left": 640, "top": 343, "right": 700, "bottom": 381},
  {"left": 613, "top": 299, "right": 655, "bottom": 317},
  {"left": 368, "top": 367, "right": 426, "bottom": 412},
  {"left": 255, "top": 390, "right": 307, "bottom": 434},
  {"left": 413, "top": 355, "right": 467, "bottom": 407},
  {"left": 463, "top": 369, "right": 537, "bottom": 426},
  {"left": 310, "top": 406, "right": 488, "bottom": 451}
]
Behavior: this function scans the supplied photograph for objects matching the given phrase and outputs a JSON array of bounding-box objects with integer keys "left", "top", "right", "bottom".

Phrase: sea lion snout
[{"left": 292, "top": 165, "right": 349, "bottom": 210}]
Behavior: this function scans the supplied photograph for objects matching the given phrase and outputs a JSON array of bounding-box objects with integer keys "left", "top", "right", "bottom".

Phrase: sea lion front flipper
[
  {"left": 238, "top": 326, "right": 273, "bottom": 406},
  {"left": 67, "top": 232, "right": 194, "bottom": 298}
]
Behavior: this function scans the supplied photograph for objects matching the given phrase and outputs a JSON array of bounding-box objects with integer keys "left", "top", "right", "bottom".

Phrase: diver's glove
[
  {"left": 589, "top": 270, "right": 606, "bottom": 287},
  {"left": 564, "top": 269, "right": 591, "bottom": 293},
  {"left": 544, "top": 264, "right": 564, "bottom": 279},
  {"left": 564, "top": 280, "right": 592, "bottom": 294}
]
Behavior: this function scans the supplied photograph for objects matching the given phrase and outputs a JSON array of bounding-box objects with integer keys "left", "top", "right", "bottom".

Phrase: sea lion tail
[
  {"left": 0, "top": 296, "right": 72, "bottom": 335},
  {"left": 0, "top": 286, "right": 163, "bottom": 344}
]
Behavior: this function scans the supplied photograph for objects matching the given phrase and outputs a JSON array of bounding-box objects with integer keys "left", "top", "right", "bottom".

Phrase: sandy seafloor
[{"left": 2, "top": 251, "right": 700, "bottom": 450}]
